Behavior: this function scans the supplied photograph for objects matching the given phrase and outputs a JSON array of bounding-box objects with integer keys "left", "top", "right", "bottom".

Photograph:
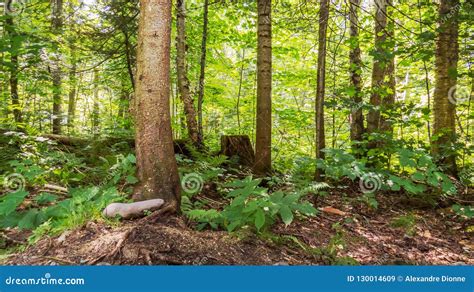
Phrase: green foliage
[
  {"left": 0, "top": 138, "right": 133, "bottom": 239},
  {"left": 185, "top": 209, "right": 222, "bottom": 230},
  {"left": 390, "top": 213, "right": 417, "bottom": 236},
  {"left": 452, "top": 204, "right": 474, "bottom": 219},
  {"left": 106, "top": 154, "right": 137, "bottom": 187},
  {"left": 318, "top": 147, "right": 456, "bottom": 199},
  {"left": 0, "top": 186, "right": 123, "bottom": 234},
  {"left": 0, "top": 190, "right": 28, "bottom": 216},
  {"left": 183, "top": 176, "right": 317, "bottom": 232},
  {"left": 358, "top": 193, "right": 378, "bottom": 210},
  {"left": 222, "top": 177, "right": 317, "bottom": 231},
  {"left": 388, "top": 148, "right": 456, "bottom": 196}
]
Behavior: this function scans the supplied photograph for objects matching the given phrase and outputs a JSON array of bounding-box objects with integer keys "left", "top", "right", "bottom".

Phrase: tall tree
[
  {"left": 314, "top": 0, "right": 329, "bottom": 179},
  {"left": 134, "top": 0, "right": 181, "bottom": 209},
  {"left": 367, "top": 0, "right": 396, "bottom": 141},
  {"left": 176, "top": 0, "right": 201, "bottom": 147},
  {"left": 254, "top": 0, "right": 272, "bottom": 175},
  {"left": 432, "top": 0, "right": 460, "bottom": 175},
  {"left": 5, "top": 16, "right": 22, "bottom": 125},
  {"left": 92, "top": 69, "right": 100, "bottom": 134},
  {"left": 51, "top": 0, "right": 63, "bottom": 134},
  {"left": 67, "top": 49, "right": 77, "bottom": 133},
  {"left": 197, "top": 0, "right": 209, "bottom": 143},
  {"left": 348, "top": 0, "right": 364, "bottom": 146}
]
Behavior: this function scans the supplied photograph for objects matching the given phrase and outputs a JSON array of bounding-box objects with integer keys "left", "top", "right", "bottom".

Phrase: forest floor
[{"left": 3, "top": 182, "right": 473, "bottom": 266}]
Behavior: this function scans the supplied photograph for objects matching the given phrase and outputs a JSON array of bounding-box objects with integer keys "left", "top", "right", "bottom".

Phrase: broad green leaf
[
  {"left": 254, "top": 209, "right": 265, "bottom": 230},
  {"left": 0, "top": 190, "right": 29, "bottom": 216},
  {"left": 293, "top": 203, "right": 317, "bottom": 215},
  {"left": 279, "top": 205, "right": 293, "bottom": 225},
  {"left": 34, "top": 193, "right": 58, "bottom": 205},
  {"left": 126, "top": 175, "right": 138, "bottom": 184}
]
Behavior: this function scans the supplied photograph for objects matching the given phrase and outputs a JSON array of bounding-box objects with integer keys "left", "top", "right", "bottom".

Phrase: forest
[{"left": 0, "top": 0, "right": 472, "bottom": 266}]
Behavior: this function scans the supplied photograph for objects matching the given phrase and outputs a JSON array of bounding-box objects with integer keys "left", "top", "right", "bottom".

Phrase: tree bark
[
  {"left": 254, "top": 0, "right": 272, "bottom": 175},
  {"left": 432, "top": 0, "right": 459, "bottom": 175},
  {"left": 197, "top": 0, "right": 209, "bottom": 143},
  {"left": 6, "top": 17, "right": 22, "bottom": 125},
  {"left": 236, "top": 50, "right": 245, "bottom": 133},
  {"left": 315, "top": 0, "right": 329, "bottom": 180},
  {"left": 221, "top": 135, "right": 255, "bottom": 168},
  {"left": 134, "top": 0, "right": 181, "bottom": 209},
  {"left": 67, "top": 55, "right": 77, "bottom": 133},
  {"left": 92, "top": 69, "right": 100, "bottom": 135},
  {"left": 51, "top": 0, "right": 63, "bottom": 135},
  {"left": 122, "top": 29, "right": 135, "bottom": 90},
  {"left": 176, "top": 0, "right": 201, "bottom": 147},
  {"left": 367, "top": 0, "right": 396, "bottom": 141},
  {"left": 348, "top": 0, "right": 364, "bottom": 145}
]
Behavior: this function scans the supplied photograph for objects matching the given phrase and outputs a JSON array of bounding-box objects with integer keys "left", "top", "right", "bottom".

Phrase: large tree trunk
[
  {"left": 51, "top": 0, "right": 63, "bottom": 135},
  {"left": 176, "top": 0, "right": 201, "bottom": 147},
  {"left": 432, "top": 0, "right": 459, "bottom": 176},
  {"left": 254, "top": 0, "right": 272, "bottom": 175},
  {"left": 6, "top": 17, "right": 22, "bottom": 125},
  {"left": 134, "top": 0, "right": 181, "bottom": 209},
  {"left": 366, "top": 0, "right": 396, "bottom": 142},
  {"left": 197, "top": 0, "right": 209, "bottom": 143},
  {"left": 314, "top": 0, "right": 329, "bottom": 180},
  {"left": 348, "top": 0, "right": 364, "bottom": 145}
]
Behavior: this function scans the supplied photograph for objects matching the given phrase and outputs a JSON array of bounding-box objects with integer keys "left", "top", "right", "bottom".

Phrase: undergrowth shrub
[
  {"left": 183, "top": 176, "right": 317, "bottom": 232},
  {"left": 0, "top": 132, "right": 136, "bottom": 240},
  {"left": 317, "top": 147, "right": 456, "bottom": 199}
]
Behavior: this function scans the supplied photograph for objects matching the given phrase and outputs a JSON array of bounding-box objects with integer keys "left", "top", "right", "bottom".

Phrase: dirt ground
[{"left": 3, "top": 189, "right": 473, "bottom": 266}]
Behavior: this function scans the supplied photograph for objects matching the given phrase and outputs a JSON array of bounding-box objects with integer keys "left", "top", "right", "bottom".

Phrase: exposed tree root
[{"left": 88, "top": 227, "right": 136, "bottom": 265}]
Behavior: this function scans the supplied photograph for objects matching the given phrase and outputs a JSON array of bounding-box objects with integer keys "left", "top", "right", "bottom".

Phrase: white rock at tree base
[{"left": 102, "top": 199, "right": 165, "bottom": 219}]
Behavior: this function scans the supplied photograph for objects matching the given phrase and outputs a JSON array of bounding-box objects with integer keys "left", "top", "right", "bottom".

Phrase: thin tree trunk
[
  {"left": 67, "top": 55, "right": 77, "bottom": 133},
  {"left": 348, "top": 0, "right": 364, "bottom": 145},
  {"left": 418, "top": 0, "right": 432, "bottom": 142},
  {"left": 380, "top": 31, "right": 396, "bottom": 134},
  {"left": 367, "top": 0, "right": 395, "bottom": 142},
  {"left": 92, "top": 69, "right": 100, "bottom": 135},
  {"left": 236, "top": 50, "right": 245, "bottom": 133},
  {"left": 197, "top": 0, "right": 209, "bottom": 143},
  {"left": 432, "top": 0, "right": 460, "bottom": 175},
  {"left": 254, "top": 0, "right": 272, "bottom": 175},
  {"left": 423, "top": 61, "right": 431, "bottom": 141},
  {"left": 122, "top": 30, "right": 135, "bottom": 90},
  {"left": 134, "top": 0, "right": 181, "bottom": 208},
  {"left": 314, "top": 0, "right": 329, "bottom": 180},
  {"left": 51, "top": 0, "right": 63, "bottom": 134},
  {"left": 6, "top": 17, "right": 22, "bottom": 125},
  {"left": 176, "top": 0, "right": 201, "bottom": 147}
]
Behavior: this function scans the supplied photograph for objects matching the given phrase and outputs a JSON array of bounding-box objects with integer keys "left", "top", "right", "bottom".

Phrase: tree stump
[{"left": 220, "top": 135, "right": 255, "bottom": 167}]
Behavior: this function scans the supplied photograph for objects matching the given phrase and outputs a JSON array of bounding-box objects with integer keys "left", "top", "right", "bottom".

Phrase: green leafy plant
[
  {"left": 0, "top": 186, "right": 123, "bottom": 234},
  {"left": 318, "top": 147, "right": 456, "bottom": 198},
  {"left": 184, "top": 176, "right": 317, "bottom": 232},
  {"left": 358, "top": 192, "right": 379, "bottom": 209},
  {"left": 452, "top": 204, "right": 474, "bottom": 219}
]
